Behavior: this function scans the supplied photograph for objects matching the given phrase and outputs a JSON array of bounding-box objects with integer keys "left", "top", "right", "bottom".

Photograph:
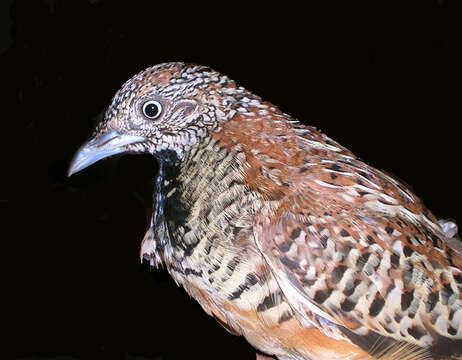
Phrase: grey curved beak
[{"left": 68, "top": 130, "right": 145, "bottom": 176}]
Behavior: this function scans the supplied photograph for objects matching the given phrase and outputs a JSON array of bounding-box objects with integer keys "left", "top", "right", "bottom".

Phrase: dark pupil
[{"left": 145, "top": 103, "right": 159, "bottom": 118}]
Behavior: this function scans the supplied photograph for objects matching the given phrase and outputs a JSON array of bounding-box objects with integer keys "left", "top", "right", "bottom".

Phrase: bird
[{"left": 68, "top": 62, "right": 462, "bottom": 360}]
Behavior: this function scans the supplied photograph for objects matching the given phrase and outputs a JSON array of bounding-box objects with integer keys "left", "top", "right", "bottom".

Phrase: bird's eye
[{"left": 142, "top": 100, "right": 162, "bottom": 119}]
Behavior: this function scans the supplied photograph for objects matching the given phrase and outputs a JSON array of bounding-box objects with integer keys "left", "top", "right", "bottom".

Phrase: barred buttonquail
[{"left": 69, "top": 63, "right": 462, "bottom": 360}]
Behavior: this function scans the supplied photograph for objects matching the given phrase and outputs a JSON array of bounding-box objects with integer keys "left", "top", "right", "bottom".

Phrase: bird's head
[{"left": 68, "top": 62, "right": 239, "bottom": 175}]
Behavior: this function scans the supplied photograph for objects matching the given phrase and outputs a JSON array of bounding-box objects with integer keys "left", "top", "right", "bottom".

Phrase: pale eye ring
[{"left": 142, "top": 100, "right": 162, "bottom": 119}]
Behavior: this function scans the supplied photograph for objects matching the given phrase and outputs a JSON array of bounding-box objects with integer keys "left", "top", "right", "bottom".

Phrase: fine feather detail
[{"left": 371, "top": 342, "right": 432, "bottom": 360}]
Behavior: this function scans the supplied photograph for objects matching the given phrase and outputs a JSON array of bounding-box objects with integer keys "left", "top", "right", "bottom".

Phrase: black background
[{"left": 1, "top": 1, "right": 460, "bottom": 359}]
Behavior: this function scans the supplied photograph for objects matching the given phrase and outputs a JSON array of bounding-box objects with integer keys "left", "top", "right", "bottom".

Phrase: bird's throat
[{"left": 152, "top": 161, "right": 168, "bottom": 249}]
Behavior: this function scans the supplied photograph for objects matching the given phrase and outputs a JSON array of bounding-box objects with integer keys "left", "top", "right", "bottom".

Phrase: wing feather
[{"left": 253, "top": 178, "right": 462, "bottom": 359}]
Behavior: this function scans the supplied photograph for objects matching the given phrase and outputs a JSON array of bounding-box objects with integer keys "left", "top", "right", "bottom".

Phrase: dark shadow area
[{"left": 1, "top": 0, "right": 460, "bottom": 359}]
